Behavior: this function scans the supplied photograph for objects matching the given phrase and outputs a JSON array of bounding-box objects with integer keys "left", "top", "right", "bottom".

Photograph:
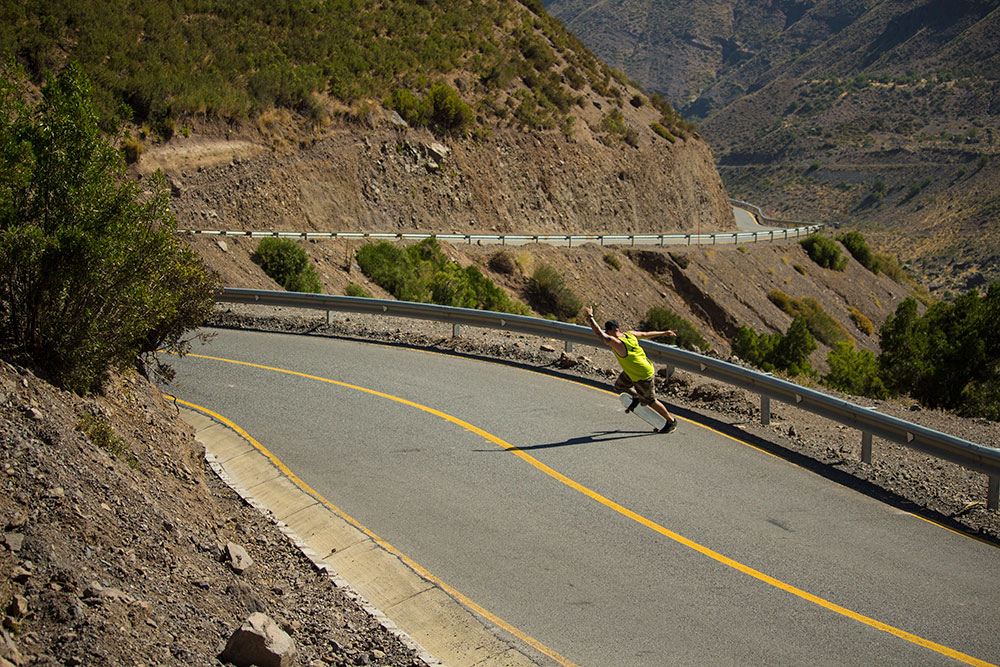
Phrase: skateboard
[{"left": 619, "top": 392, "right": 666, "bottom": 431}]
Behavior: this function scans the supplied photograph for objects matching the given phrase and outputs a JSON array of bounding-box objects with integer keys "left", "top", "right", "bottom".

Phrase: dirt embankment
[{"left": 137, "top": 109, "right": 733, "bottom": 238}]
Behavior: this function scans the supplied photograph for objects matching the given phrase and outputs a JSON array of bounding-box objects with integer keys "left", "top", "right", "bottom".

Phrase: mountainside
[
  {"left": 3, "top": 0, "right": 734, "bottom": 238},
  {"left": 543, "top": 0, "right": 1000, "bottom": 296}
]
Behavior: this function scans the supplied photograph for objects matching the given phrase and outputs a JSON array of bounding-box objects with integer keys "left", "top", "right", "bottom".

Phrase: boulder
[{"left": 219, "top": 613, "right": 296, "bottom": 667}]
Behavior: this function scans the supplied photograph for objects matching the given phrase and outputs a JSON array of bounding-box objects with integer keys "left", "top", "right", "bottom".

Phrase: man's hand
[{"left": 584, "top": 306, "right": 594, "bottom": 318}]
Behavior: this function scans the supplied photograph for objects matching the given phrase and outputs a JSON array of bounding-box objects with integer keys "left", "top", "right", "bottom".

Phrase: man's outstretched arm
[{"left": 629, "top": 329, "right": 677, "bottom": 340}]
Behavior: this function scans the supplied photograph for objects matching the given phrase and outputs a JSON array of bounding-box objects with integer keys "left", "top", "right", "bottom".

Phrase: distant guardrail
[
  {"left": 215, "top": 288, "right": 1000, "bottom": 510},
  {"left": 179, "top": 225, "right": 823, "bottom": 247}
]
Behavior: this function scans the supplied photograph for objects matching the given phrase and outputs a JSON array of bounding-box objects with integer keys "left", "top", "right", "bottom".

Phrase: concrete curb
[{"left": 180, "top": 406, "right": 545, "bottom": 667}]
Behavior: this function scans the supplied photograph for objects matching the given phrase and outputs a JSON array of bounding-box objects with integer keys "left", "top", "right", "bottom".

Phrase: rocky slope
[
  {"left": 138, "top": 108, "right": 733, "bottom": 239},
  {"left": 0, "top": 361, "right": 428, "bottom": 666}
]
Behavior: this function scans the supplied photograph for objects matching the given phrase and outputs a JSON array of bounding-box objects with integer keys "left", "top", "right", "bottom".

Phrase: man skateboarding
[{"left": 584, "top": 306, "right": 679, "bottom": 434}]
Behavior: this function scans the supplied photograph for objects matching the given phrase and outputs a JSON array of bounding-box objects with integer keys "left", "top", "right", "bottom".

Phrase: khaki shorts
[{"left": 614, "top": 372, "right": 656, "bottom": 406}]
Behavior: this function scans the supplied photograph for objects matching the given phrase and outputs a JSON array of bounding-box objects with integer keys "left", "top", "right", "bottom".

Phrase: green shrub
[
  {"left": 488, "top": 250, "right": 517, "bottom": 275},
  {"left": 356, "top": 238, "right": 529, "bottom": 314},
  {"left": 426, "top": 82, "right": 474, "bottom": 136},
  {"left": 768, "top": 290, "right": 853, "bottom": 347},
  {"left": 77, "top": 414, "right": 137, "bottom": 467},
  {"left": 603, "top": 253, "right": 622, "bottom": 270},
  {"left": 600, "top": 110, "right": 638, "bottom": 147},
  {"left": 0, "top": 65, "right": 218, "bottom": 393},
  {"left": 799, "top": 234, "right": 847, "bottom": 270},
  {"left": 527, "top": 264, "right": 581, "bottom": 320},
  {"left": 387, "top": 88, "right": 428, "bottom": 127},
  {"left": 253, "top": 238, "right": 322, "bottom": 293},
  {"left": 837, "top": 231, "right": 878, "bottom": 273},
  {"left": 873, "top": 252, "right": 907, "bottom": 284},
  {"left": 650, "top": 122, "right": 676, "bottom": 142},
  {"left": 344, "top": 283, "right": 372, "bottom": 298},
  {"left": 732, "top": 317, "right": 816, "bottom": 376},
  {"left": 848, "top": 307, "right": 874, "bottom": 335},
  {"left": 643, "top": 307, "right": 710, "bottom": 353},
  {"left": 824, "top": 342, "right": 888, "bottom": 398}
]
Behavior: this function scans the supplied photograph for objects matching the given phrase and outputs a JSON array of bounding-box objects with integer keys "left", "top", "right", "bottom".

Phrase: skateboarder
[{"left": 584, "top": 306, "right": 679, "bottom": 433}]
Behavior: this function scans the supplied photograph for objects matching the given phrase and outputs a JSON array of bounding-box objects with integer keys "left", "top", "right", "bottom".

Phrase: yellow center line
[{"left": 176, "top": 352, "right": 995, "bottom": 667}]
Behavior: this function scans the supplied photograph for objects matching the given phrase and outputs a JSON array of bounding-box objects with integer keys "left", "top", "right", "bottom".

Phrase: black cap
[{"left": 604, "top": 320, "right": 619, "bottom": 332}]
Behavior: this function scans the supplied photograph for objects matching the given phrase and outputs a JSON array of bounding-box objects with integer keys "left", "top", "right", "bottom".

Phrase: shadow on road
[{"left": 478, "top": 429, "right": 657, "bottom": 453}]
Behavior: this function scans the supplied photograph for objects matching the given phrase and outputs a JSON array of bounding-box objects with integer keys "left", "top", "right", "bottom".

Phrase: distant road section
[{"left": 731, "top": 205, "right": 761, "bottom": 231}]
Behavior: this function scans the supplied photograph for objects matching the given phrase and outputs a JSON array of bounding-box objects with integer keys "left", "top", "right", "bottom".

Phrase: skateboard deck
[{"left": 619, "top": 392, "right": 666, "bottom": 431}]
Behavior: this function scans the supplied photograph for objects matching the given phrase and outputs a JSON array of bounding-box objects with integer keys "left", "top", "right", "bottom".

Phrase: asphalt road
[{"left": 166, "top": 328, "right": 1000, "bottom": 667}]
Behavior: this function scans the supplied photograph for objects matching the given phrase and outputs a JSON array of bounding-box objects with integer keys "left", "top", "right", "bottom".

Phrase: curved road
[{"left": 166, "top": 328, "right": 999, "bottom": 667}]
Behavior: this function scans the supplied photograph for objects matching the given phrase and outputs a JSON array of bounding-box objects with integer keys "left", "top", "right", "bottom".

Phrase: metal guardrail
[
  {"left": 180, "top": 225, "right": 824, "bottom": 247},
  {"left": 216, "top": 288, "right": 1000, "bottom": 510}
]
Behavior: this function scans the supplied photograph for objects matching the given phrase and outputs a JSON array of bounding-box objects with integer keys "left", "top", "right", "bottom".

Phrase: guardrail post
[
  {"left": 565, "top": 341, "right": 573, "bottom": 353},
  {"left": 861, "top": 432, "right": 873, "bottom": 464},
  {"left": 452, "top": 323, "right": 461, "bottom": 338},
  {"left": 326, "top": 310, "right": 334, "bottom": 325},
  {"left": 760, "top": 395, "right": 770, "bottom": 426},
  {"left": 989, "top": 475, "right": 999, "bottom": 510}
]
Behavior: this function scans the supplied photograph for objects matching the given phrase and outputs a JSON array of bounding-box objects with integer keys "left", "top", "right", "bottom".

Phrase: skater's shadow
[{"left": 481, "top": 430, "right": 655, "bottom": 453}]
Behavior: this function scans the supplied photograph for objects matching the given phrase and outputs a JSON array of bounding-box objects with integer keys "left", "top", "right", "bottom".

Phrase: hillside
[
  {"left": 182, "top": 227, "right": 915, "bottom": 375},
  {"left": 3, "top": 0, "right": 734, "bottom": 238},
  {"left": 542, "top": 0, "right": 1000, "bottom": 296}
]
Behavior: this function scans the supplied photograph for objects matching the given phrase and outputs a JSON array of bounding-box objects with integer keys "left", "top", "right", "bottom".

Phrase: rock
[
  {"left": 2, "top": 534, "right": 23, "bottom": 553},
  {"left": 0, "top": 627, "right": 24, "bottom": 667},
  {"left": 219, "top": 612, "right": 297, "bottom": 667},
  {"left": 555, "top": 353, "right": 578, "bottom": 368},
  {"left": 217, "top": 240, "right": 229, "bottom": 253},
  {"left": 540, "top": 344, "right": 556, "bottom": 352},
  {"left": 427, "top": 142, "right": 449, "bottom": 163},
  {"left": 226, "top": 580, "right": 267, "bottom": 614},
  {"left": 225, "top": 541, "right": 255, "bottom": 574},
  {"left": 6, "top": 595, "right": 27, "bottom": 618},
  {"left": 26, "top": 408, "right": 43, "bottom": 421},
  {"left": 389, "top": 111, "right": 408, "bottom": 128}
]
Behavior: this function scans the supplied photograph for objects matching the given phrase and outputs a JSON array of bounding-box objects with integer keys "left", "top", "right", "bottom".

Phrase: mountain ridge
[{"left": 543, "top": 0, "right": 1000, "bottom": 296}]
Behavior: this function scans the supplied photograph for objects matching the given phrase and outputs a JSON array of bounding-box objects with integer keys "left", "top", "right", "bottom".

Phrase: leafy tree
[
  {"left": 878, "top": 297, "right": 928, "bottom": 395},
  {"left": 824, "top": 342, "right": 888, "bottom": 398},
  {"left": 0, "top": 64, "right": 218, "bottom": 393},
  {"left": 879, "top": 285, "right": 1000, "bottom": 417},
  {"left": 732, "top": 317, "right": 815, "bottom": 376},
  {"left": 252, "top": 238, "right": 322, "bottom": 293},
  {"left": 774, "top": 317, "right": 817, "bottom": 376}
]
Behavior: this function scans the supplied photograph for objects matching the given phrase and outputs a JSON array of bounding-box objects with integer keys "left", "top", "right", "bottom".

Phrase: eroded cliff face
[{"left": 139, "top": 109, "right": 733, "bottom": 237}]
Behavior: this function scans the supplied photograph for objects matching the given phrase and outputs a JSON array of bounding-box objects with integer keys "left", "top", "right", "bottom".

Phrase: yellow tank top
[{"left": 615, "top": 333, "right": 655, "bottom": 381}]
